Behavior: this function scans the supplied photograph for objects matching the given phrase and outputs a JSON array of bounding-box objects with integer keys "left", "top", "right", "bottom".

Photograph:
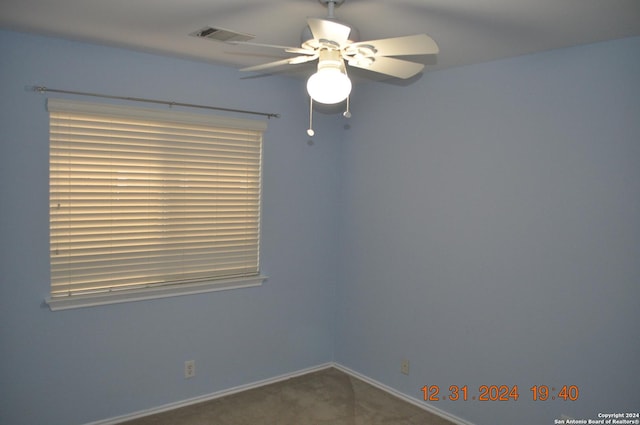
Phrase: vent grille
[{"left": 190, "top": 27, "right": 254, "bottom": 42}]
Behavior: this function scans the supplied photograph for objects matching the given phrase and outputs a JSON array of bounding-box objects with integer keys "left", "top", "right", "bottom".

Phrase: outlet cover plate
[
  {"left": 184, "top": 360, "right": 195, "bottom": 379},
  {"left": 401, "top": 359, "right": 410, "bottom": 375}
]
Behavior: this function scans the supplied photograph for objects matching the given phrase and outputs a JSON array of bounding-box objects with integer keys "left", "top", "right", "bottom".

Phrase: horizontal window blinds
[{"left": 48, "top": 99, "right": 265, "bottom": 297}]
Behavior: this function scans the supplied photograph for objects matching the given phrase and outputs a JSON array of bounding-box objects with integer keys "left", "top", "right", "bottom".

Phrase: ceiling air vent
[{"left": 190, "top": 26, "right": 254, "bottom": 42}]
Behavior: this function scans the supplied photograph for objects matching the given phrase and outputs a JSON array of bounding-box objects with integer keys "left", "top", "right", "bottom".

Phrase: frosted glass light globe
[{"left": 307, "top": 68, "right": 352, "bottom": 104}]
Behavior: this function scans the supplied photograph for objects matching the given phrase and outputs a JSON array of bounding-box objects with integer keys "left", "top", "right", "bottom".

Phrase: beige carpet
[{"left": 120, "top": 367, "right": 455, "bottom": 425}]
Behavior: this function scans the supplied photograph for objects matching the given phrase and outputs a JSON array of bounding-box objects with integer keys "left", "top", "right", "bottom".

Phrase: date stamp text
[{"left": 421, "top": 384, "right": 580, "bottom": 401}]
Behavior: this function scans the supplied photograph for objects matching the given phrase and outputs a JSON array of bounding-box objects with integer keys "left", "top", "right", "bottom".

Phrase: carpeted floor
[{"left": 120, "top": 367, "right": 455, "bottom": 425}]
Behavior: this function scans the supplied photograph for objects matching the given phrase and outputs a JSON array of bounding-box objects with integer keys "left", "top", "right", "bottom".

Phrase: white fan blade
[
  {"left": 285, "top": 47, "right": 317, "bottom": 55},
  {"left": 228, "top": 40, "right": 313, "bottom": 55},
  {"left": 352, "top": 34, "right": 439, "bottom": 56},
  {"left": 240, "top": 55, "right": 317, "bottom": 72},
  {"left": 307, "top": 18, "right": 351, "bottom": 46},
  {"left": 289, "top": 54, "right": 319, "bottom": 64},
  {"left": 349, "top": 56, "right": 425, "bottom": 79}
]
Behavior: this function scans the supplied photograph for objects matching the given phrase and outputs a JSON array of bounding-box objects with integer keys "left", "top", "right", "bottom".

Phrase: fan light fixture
[
  {"left": 306, "top": 50, "right": 352, "bottom": 104},
  {"left": 230, "top": 0, "right": 439, "bottom": 135}
]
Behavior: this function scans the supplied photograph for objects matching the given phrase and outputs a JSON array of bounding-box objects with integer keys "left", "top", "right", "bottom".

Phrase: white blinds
[{"left": 48, "top": 99, "right": 265, "bottom": 298}]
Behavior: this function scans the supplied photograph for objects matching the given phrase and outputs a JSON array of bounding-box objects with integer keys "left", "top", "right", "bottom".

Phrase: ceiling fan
[{"left": 228, "top": 0, "right": 439, "bottom": 134}]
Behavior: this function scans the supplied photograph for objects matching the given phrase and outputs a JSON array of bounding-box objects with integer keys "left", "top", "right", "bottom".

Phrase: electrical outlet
[
  {"left": 401, "top": 359, "right": 410, "bottom": 375},
  {"left": 184, "top": 360, "right": 195, "bottom": 379}
]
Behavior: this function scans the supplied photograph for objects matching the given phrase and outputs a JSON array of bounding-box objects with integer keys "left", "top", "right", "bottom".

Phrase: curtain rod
[{"left": 30, "top": 86, "right": 280, "bottom": 119}]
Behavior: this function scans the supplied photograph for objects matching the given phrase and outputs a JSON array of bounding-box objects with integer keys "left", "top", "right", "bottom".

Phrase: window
[{"left": 47, "top": 99, "right": 267, "bottom": 310}]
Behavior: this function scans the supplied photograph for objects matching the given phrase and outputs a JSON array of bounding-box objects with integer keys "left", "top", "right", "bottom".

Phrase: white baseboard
[
  {"left": 332, "top": 362, "right": 476, "bottom": 425},
  {"left": 85, "top": 363, "right": 333, "bottom": 425},
  {"left": 86, "top": 361, "right": 475, "bottom": 425}
]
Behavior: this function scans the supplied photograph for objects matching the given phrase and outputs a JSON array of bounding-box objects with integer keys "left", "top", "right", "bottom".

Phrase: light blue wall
[
  {"left": 2, "top": 28, "right": 639, "bottom": 425},
  {"left": 336, "top": 37, "right": 640, "bottom": 424},
  {"left": 0, "top": 30, "right": 342, "bottom": 425}
]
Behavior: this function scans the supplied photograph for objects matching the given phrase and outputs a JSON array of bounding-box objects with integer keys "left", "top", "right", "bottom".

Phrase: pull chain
[
  {"left": 307, "top": 96, "right": 315, "bottom": 137},
  {"left": 343, "top": 95, "right": 352, "bottom": 118}
]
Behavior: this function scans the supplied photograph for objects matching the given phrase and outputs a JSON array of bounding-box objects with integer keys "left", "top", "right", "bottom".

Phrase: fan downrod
[
  {"left": 319, "top": 0, "right": 345, "bottom": 6},
  {"left": 319, "top": 0, "right": 345, "bottom": 18}
]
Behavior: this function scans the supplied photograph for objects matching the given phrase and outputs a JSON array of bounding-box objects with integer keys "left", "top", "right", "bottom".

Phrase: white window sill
[{"left": 45, "top": 275, "right": 268, "bottom": 311}]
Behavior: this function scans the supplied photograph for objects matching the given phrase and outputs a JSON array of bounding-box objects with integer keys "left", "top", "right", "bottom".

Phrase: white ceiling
[{"left": 1, "top": 0, "right": 640, "bottom": 80}]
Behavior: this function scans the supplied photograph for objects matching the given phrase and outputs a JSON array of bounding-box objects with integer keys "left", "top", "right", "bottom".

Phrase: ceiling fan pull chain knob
[
  {"left": 343, "top": 95, "right": 352, "bottom": 118},
  {"left": 307, "top": 97, "right": 315, "bottom": 137}
]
